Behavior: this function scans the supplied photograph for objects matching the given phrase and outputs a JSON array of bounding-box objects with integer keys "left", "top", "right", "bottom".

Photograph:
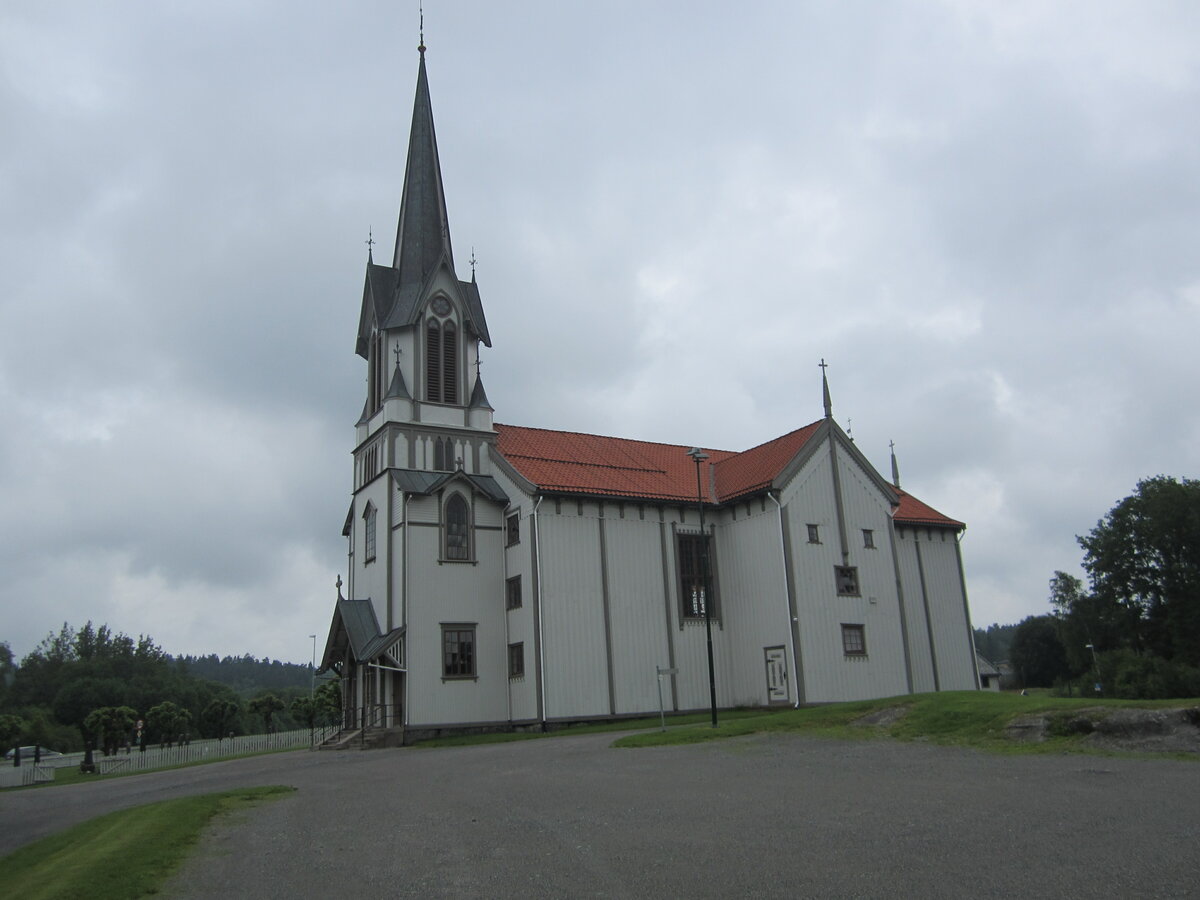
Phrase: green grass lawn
[
  {"left": 0, "top": 785, "right": 294, "bottom": 899},
  {"left": 612, "top": 691, "right": 1200, "bottom": 753}
]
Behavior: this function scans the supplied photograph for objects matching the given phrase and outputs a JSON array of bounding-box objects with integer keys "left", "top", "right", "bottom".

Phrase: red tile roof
[
  {"left": 494, "top": 424, "right": 735, "bottom": 503},
  {"left": 893, "top": 488, "right": 964, "bottom": 529},
  {"left": 712, "top": 422, "right": 823, "bottom": 501},
  {"left": 494, "top": 422, "right": 963, "bottom": 529}
]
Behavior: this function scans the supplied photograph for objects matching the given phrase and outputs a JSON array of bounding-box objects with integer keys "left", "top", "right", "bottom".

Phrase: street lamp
[{"left": 686, "top": 447, "right": 718, "bottom": 728}]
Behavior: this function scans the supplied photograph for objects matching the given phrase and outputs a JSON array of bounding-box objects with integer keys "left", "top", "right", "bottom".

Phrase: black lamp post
[{"left": 687, "top": 447, "right": 718, "bottom": 728}]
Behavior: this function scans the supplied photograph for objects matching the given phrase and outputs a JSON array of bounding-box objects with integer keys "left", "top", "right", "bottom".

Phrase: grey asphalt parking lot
[{"left": 2, "top": 732, "right": 1197, "bottom": 898}]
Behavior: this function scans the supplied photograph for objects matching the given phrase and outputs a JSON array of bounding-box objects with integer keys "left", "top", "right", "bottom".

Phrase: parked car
[{"left": 4, "top": 745, "right": 63, "bottom": 760}]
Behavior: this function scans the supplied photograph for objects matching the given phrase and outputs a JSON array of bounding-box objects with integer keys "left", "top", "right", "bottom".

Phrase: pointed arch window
[
  {"left": 444, "top": 493, "right": 470, "bottom": 561},
  {"left": 363, "top": 502, "right": 377, "bottom": 564},
  {"left": 425, "top": 320, "right": 442, "bottom": 402},
  {"left": 433, "top": 437, "right": 446, "bottom": 472}
]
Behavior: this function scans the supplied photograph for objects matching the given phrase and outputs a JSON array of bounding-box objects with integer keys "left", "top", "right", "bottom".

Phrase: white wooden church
[{"left": 319, "top": 44, "right": 980, "bottom": 741}]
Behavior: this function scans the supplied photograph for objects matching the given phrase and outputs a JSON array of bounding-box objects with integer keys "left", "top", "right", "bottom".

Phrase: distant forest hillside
[
  {"left": 179, "top": 654, "right": 317, "bottom": 696},
  {"left": 974, "top": 623, "right": 1018, "bottom": 664}
]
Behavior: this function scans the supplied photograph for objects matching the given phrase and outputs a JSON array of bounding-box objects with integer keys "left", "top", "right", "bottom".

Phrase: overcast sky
[{"left": 2, "top": 1, "right": 1197, "bottom": 665}]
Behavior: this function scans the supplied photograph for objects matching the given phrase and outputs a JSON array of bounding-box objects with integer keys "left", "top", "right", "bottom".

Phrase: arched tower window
[
  {"left": 425, "top": 319, "right": 442, "bottom": 402},
  {"left": 444, "top": 493, "right": 470, "bottom": 561},
  {"left": 363, "top": 502, "right": 377, "bottom": 564},
  {"left": 442, "top": 320, "right": 458, "bottom": 404}
]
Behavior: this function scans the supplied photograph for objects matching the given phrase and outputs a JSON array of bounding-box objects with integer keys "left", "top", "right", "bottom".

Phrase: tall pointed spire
[
  {"left": 392, "top": 41, "right": 454, "bottom": 285},
  {"left": 820, "top": 358, "right": 832, "bottom": 419},
  {"left": 890, "top": 440, "right": 901, "bottom": 488}
]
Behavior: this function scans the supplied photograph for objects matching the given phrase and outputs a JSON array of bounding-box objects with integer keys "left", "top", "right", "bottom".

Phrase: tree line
[
  {"left": 0, "top": 622, "right": 340, "bottom": 756},
  {"left": 1008, "top": 476, "right": 1200, "bottom": 698}
]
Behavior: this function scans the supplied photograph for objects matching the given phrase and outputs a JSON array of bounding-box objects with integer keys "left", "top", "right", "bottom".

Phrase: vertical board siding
[
  {"left": 353, "top": 480, "right": 390, "bottom": 628},
  {"left": 539, "top": 512, "right": 609, "bottom": 718},
  {"left": 489, "top": 464, "right": 540, "bottom": 722},
  {"left": 894, "top": 530, "right": 937, "bottom": 693},
  {"left": 782, "top": 447, "right": 910, "bottom": 702},
  {"left": 404, "top": 494, "right": 508, "bottom": 726},
  {"left": 603, "top": 518, "right": 672, "bottom": 714},
  {"left": 713, "top": 508, "right": 792, "bottom": 706},
  {"left": 916, "top": 532, "right": 978, "bottom": 690}
]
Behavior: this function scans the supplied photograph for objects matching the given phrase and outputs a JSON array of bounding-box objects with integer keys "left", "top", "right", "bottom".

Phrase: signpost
[{"left": 656, "top": 666, "right": 678, "bottom": 731}]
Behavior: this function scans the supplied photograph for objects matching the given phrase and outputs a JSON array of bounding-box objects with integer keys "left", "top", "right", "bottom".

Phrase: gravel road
[{"left": 2, "top": 733, "right": 1197, "bottom": 898}]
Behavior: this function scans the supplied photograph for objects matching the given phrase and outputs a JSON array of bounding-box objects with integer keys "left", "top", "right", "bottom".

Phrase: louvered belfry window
[
  {"left": 425, "top": 320, "right": 442, "bottom": 402},
  {"left": 445, "top": 494, "right": 469, "bottom": 560},
  {"left": 442, "top": 320, "right": 458, "bottom": 404}
]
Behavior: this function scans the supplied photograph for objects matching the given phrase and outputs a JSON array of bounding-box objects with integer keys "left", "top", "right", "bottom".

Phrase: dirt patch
[
  {"left": 852, "top": 706, "right": 909, "bottom": 728},
  {"left": 1004, "top": 707, "right": 1200, "bottom": 753}
]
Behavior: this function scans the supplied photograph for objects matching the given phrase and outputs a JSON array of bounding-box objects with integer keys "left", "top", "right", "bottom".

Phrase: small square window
[
  {"left": 835, "top": 565, "right": 860, "bottom": 596},
  {"left": 841, "top": 624, "right": 866, "bottom": 656},
  {"left": 508, "top": 642, "right": 524, "bottom": 679},
  {"left": 862, "top": 529, "right": 875, "bottom": 549},
  {"left": 807, "top": 524, "right": 820, "bottom": 544},
  {"left": 506, "top": 575, "right": 522, "bottom": 610},
  {"left": 506, "top": 513, "right": 520, "bottom": 546}
]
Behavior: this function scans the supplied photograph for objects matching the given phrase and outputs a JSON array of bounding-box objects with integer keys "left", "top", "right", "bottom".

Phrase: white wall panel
[
  {"left": 712, "top": 504, "right": 793, "bottom": 707},
  {"left": 538, "top": 510, "right": 609, "bottom": 719},
  {"left": 403, "top": 489, "right": 509, "bottom": 727},
  {"left": 781, "top": 443, "right": 910, "bottom": 703},
  {"left": 603, "top": 516, "right": 672, "bottom": 714},
  {"left": 917, "top": 531, "right": 978, "bottom": 690}
]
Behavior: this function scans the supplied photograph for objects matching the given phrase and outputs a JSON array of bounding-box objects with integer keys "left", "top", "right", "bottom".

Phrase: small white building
[{"left": 319, "top": 45, "right": 980, "bottom": 741}]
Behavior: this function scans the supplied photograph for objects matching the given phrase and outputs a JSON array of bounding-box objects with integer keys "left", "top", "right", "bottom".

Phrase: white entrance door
[{"left": 764, "top": 645, "right": 789, "bottom": 704}]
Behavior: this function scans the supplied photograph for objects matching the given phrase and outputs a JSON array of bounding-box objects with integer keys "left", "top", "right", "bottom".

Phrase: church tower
[{"left": 352, "top": 41, "right": 495, "bottom": 488}]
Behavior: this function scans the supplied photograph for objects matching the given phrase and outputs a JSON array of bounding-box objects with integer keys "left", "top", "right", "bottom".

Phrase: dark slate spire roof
[
  {"left": 392, "top": 51, "right": 454, "bottom": 303},
  {"left": 468, "top": 373, "right": 493, "bottom": 410},
  {"left": 386, "top": 361, "right": 411, "bottom": 400}
]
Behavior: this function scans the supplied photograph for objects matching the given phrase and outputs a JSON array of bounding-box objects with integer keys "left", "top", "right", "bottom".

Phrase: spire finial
[
  {"left": 889, "top": 440, "right": 901, "bottom": 488},
  {"left": 336, "top": 574, "right": 344, "bottom": 600},
  {"left": 393, "top": 344, "right": 402, "bottom": 370},
  {"left": 846, "top": 418, "right": 853, "bottom": 442},
  {"left": 819, "top": 358, "right": 832, "bottom": 419},
  {"left": 419, "top": 3, "right": 425, "bottom": 55},
  {"left": 469, "top": 246, "right": 477, "bottom": 281},
  {"left": 365, "top": 228, "right": 375, "bottom": 260}
]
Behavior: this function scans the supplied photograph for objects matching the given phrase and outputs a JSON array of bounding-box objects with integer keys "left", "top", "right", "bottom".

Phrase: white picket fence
[{"left": 0, "top": 728, "right": 319, "bottom": 787}]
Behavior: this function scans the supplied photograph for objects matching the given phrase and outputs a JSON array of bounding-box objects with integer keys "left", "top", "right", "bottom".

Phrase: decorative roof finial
[
  {"left": 336, "top": 574, "right": 344, "bottom": 600},
  {"left": 393, "top": 344, "right": 402, "bottom": 369},
  {"left": 890, "top": 440, "right": 901, "bottom": 488},
  {"left": 819, "top": 358, "right": 832, "bottom": 419},
  {"left": 846, "top": 418, "right": 853, "bottom": 442},
  {"left": 469, "top": 246, "right": 477, "bottom": 281},
  {"left": 419, "top": 3, "right": 425, "bottom": 55},
  {"left": 365, "top": 228, "right": 375, "bottom": 260}
]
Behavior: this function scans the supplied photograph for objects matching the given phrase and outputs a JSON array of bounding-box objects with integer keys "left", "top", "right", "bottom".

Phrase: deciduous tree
[{"left": 1078, "top": 476, "right": 1200, "bottom": 665}]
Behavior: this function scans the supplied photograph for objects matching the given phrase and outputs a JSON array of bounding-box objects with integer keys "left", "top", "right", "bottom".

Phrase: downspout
[
  {"left": 768, "top": 493, "right": 802, "bottom": 708},
  {"left": 532, "top": 495, "right": 547, "bottom": 726}
]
